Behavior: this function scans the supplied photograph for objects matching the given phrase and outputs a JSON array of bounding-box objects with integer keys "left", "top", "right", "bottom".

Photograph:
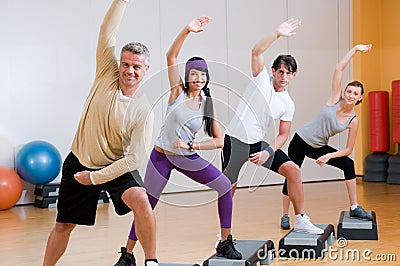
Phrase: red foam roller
[
  {"left": 393, "top": 80, "right": 400, "bottom": 143},
  {"left": 369, "top": 91, "right": 389, "bottom": 152}
]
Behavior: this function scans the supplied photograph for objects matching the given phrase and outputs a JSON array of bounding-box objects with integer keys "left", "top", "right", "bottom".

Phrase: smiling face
[
  {"left": 187, "top": 69, "right": 208, "bottom": 91},
  {"left": 343, "top": 85, "right": 363, "bottom": 105},
  {"left": 118, "top": 51, "right": 149, "bottom": 90}
]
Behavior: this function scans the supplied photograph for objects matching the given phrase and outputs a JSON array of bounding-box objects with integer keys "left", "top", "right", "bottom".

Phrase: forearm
[
  {"left": 336, "top": 46, "right": 357, "bottom": 71},
  {"left": 191, "top": 138, "right": 223, "bottom": 150},
  {"left": 251, "top": 31, "right": 278, "bottom": 75},
  {"left": 327, "top": 148, "right": 353, "bottom": 159},
  {"left": 269, "top": 134, "right": 288, "bottom": 151},
  {"left": 96, "top": 0, "right": 127, "bottom": 70},
  {"left": 91, "top": 110, "right": 154, "bottom": 185},
  {"left": 90, "top": 119, "right": 152, "bottom": 185},
  {"left": 97, "top": 0, "right": 128, "bottom": 51},
  {"left": 90, "top": 154, "right": 142, "bottom": 185},
  {"left": 252, "top": 31, "right": 279, "bottom": 56}
]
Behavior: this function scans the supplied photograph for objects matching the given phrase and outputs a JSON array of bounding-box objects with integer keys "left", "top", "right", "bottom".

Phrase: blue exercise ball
[{"left": 16, "top": 140, "right": 62, "bottom": 185}]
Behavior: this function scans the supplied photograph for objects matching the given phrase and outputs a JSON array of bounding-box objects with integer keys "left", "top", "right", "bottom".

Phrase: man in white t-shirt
[{"left": 222, "top": 18, "right": 323, "bottom": 234}]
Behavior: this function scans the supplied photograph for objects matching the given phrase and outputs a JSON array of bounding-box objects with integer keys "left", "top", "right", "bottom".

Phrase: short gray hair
[{"left": 121, "top": 42, "right": 150, "bottom": 66}]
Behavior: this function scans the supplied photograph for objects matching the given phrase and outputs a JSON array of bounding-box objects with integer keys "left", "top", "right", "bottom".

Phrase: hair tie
[{"left": 202, "top": 87, "right": 211, "bottom": 97}]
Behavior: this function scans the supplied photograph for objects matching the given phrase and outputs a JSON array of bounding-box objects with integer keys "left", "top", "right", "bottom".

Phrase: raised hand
[
  {"left": 276, "top": 18, "right": 302, "bottom": 38},
  {"left": 186, "top": 16, "right": 211, "bottom": 33},
  {"left": 355, "top": 44, "right": 372, "bottom": 53}
]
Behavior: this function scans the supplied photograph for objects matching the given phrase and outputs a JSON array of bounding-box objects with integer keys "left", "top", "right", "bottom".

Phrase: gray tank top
[
  {"left": 297, "top": 99, "right": 356, "bottom": 148},
  {"left": 154, "top": 91, "right": 205, "bottom": 155}
]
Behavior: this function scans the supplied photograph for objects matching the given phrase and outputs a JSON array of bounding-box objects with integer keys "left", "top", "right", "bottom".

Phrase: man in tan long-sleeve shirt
[{"left": 43, "top": 0, "right": 157, "bottom": 265}]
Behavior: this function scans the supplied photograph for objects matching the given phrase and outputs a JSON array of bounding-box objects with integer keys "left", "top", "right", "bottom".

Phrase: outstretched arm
[
  {"left": 96, "top": 0, "right": 129, "bottom": 71},
  {"left": 251, "top": 18, "right": 301, "bottom": 77},
  {"left": 166, "top": 16, "right": 211, "bottom": 104},
  {"left": 328, "top": 44, "right": 372, "bottom": 105}
]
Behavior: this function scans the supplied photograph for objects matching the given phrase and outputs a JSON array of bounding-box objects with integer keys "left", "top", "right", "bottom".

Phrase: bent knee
[
  {"left": 279, "top": 161, "right": 301, "bottom": 178},
  {"left": 122, "top": 187, "right": 151, "bottom": 212},
  {"left": 213, "top": 175, "right": 233, "bottom": 195},
  {"left": 342, "top": 157, "right": 355, "bottom": 169},
  {"left": 55, "top": 222, "right": 76, "bottom": 234}
]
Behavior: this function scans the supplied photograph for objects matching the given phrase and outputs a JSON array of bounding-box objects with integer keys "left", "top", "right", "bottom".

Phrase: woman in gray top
[{"left": 281, "top": 44, "right": 373, "bottom": 227}]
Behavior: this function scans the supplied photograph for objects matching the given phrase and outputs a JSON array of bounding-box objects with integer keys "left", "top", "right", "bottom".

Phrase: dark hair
[
  {"left": 121, "top": 42, "right": 150, "bottom": 66},
  {"left": 272, "top": 54, "right": 297, "bottom": 73},
  {"left": 346, "top": 81, "right": 364, "bottom": 105},
  {"left": 184, "top": 57, "right": 214, "bottom": 137}
]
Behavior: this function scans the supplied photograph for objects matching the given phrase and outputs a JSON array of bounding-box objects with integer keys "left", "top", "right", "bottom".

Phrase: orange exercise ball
[{"left": 0, "top": 166, "right": 23, "bottom": 210}]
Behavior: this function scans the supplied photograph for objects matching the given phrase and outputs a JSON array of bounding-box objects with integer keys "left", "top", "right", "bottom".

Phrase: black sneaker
[
  {"left": 114, "top": 247, "right": 136, "bottom": 266},
  {"left": 216, "top": 234, "right": 242, "bottom": 260},
  {"left": 349, "top": 206, "right": 373, "bottom": 221}
]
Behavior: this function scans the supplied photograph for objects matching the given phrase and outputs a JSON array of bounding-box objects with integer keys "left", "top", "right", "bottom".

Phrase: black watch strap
[{"left": 187, "top": 141, "right": 193, "bottom": 150}]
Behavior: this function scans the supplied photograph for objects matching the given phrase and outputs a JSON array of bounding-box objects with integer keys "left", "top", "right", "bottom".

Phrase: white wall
[{"left": 0, "top": 0, "right": 352, "bottom": 202}]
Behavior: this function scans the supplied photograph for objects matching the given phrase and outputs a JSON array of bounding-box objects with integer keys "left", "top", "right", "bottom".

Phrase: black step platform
[
  {"left": 278, "top": 224, "right": 335, "bottom": 259},
  {"left": 203, "top": 240, "right": 274, "bottom": 266},
  {"left": 34, "top": 189, "right": 109, "bottom": 208},
  {"left": 337, "top": 211, "right": 378, "bottom": 240},
  {"left": 35, "top": 183, "right": 60, "bottom": 197}
]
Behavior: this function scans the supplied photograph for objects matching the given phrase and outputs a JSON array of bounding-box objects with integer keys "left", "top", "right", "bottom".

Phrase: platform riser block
[
  {"left": 337, "top": 211, "right": 378, "bottom": 240},
  {"left": 34, "top": 191, "right": 109, "bottom": 208},
  {"left": 278, "top": 224, "right": 335, "bottom": 259},
  {"left": 34, "top": 183, "right": 60, "bottom": 197},
  {"left": 203, "top": 240, "right": 274, "bottom": 266}
]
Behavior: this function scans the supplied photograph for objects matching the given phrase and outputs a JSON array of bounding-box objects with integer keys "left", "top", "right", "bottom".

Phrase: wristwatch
[{"left": 187, "top": 141, "right": 193, "bottom": 150}]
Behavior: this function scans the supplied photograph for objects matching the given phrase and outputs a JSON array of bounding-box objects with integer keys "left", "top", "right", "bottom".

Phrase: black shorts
[
  {"left": 221, "top": 135, "right": 291, "bottom": 184},
  {"left": 56, "top": 152, "right": 143, "bottom": 225}
]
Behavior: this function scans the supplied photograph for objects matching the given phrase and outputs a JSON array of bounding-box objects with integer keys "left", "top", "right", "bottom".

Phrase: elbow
[
  {"left": 166, "top": 50, "right": 175, "bottom": 61},
  {"left": 251, "top": 46, "right": 261, "bottom": 57},
  {"left": 215, "top": 138, "right": 224, "bottom": 149},
  {"left": 166, "top": 51, "right": 176, "bottom": 66},
  {"left": 335, "top": 64, "right": 345, "bottom": 72},
  {"left": 166, "top": 51, "right": 171, "bottom": 63},
  {"left": 343, "top": 148, "right": 353, "bottom": 157}
]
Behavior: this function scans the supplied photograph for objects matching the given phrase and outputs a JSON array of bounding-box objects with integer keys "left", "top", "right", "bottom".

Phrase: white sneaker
[{"left": 294, "top": 214, "right": 324, "bottom": 235}]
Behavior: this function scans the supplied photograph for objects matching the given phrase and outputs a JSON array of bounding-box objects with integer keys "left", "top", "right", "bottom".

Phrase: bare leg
[
  {"left": 278, "top": 161, "right": 324, "bottom": 234},
  {"left": 278, "top": 161, "right": 304, "bottom": 215},
  {"left": 282, "top": 194, "right": 291, "bottom": 215},
  {"left": 125, "top": 238, "right": 137, "bottom": 253},
  {"left": 43, "top": 222, "right": 76, "bottom": 266},
  {"left": 345, "top": 179, "right": 358, "bottom": 206},
  {"left": 122, "top": 187, "right": 156, "bottom": 260},
  {"left": 231, "top": 183, "right": 237, "bottom": 197},
  {"left": 221, "top": 227, "right": 231, "bottom": 240}
]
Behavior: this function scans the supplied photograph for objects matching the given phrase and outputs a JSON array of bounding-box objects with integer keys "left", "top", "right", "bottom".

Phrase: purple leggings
[{"left": 128, "top": 148, "right": 233, "bottom": 241}]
